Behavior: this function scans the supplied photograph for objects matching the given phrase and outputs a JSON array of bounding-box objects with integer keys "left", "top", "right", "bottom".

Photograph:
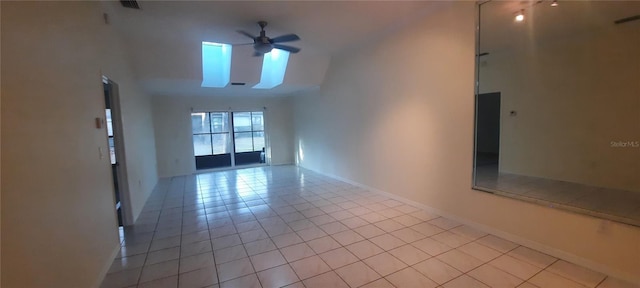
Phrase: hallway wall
[
  {"left": 1, "top": 2, "right": 158, "bottom": 287},
  {"left": 292, "top": 2, "right": 640, "bottom": 283}
]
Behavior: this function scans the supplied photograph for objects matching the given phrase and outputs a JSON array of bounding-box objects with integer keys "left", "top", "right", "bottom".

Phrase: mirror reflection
[{"left": 474, "top": 0, "right": 640, "bottom": 225}]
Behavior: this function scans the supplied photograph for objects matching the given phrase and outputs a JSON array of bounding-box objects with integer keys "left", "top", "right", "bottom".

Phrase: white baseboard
[{"left": 299, "top": 165, "right": 640, "bottom": 285}]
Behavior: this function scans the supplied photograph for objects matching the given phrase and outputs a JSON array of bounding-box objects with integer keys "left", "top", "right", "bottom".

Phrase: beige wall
[
  {"left": 293, "top": 2, "right": 640, "bottom": 283},
  {"left": 479, "top": 21, "right": 640, "bottom": 192},
  {"left": 153, "top": 95, "right": 294, "bottom": 177},
  {"left": 1, "top": 2, "right": 158, "bottom": 287}
]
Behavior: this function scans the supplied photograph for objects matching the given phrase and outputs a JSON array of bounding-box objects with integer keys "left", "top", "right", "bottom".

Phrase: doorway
[
  {"left": 192, "top": 111, "right": 267, "bottom": 170},
  {"left": 475, "top": 92, "right": 501, "bottom": 170},
  {"left": 103, "top": 77, "right": 129, "bottom": 226}
]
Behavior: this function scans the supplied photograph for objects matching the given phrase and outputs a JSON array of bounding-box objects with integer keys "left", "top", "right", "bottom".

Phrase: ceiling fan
[{"left": 236, "top": 21, "right": 301, "bottom": 56}]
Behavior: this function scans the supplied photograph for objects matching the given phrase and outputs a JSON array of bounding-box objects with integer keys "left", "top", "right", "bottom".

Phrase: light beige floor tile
[
  {"left": 410, "top": 222, "right": 445, "bottom": 237},
  {"left": 363, "top": 252, "right": 408, "bottom": 276},
  {"left": 547, "top": 260, "right": 606, "bottom": 287},
  {"left": 436, "top": 249, "right": 484, "bottom": 273},
  {"left": 239, "top": 229, "right": 269, "bottom": 244},
  {"left": 244, "top": 238, "right": 277, "bottom": 256},
  {"left": 296, "top": 226, "right": 328, "bottom": 241},
  {"left": 178, "top": 266, "right": 217, "bottom": 288},
  {"left": 392, "top": 214, "right": 423, "bottom": 227},
  {"left": 374, "top": 219, "right": 406, "bottom": 232},
  {"left": 213, "top": 245, "right": 247, "bottom": 264},
  {"left": 432, "top": 231, "right": 473, "bottom": 248},
  {"left": 280, "top": 243, "right": 316, "bottom": 262},
  {"left": 468, "top": 264, "right": 524, "bottom": 288},
  {"left": 219, "top": 273, "right": 261, "bottom": 288},
  {"left": 307, "top": 236, "right": 342, "bottom": 254},
  {"left": 211, "top": 234, "right": 241, "bottom": 251},
  {"left": 216, "top": 258, "right": 255, "bottom": 282},
  {"left": 360, "top": 278, "right": 395, "bottom": 288},
  {"left": 369, "top": 233, "right": 406, "bottom": 250},
  {"left": 412, "top": 258, "right": 462, "bottom": 285},
  {"left": 354, "top": 224, "right": 387, "bottom": 239},
  {"left": 138, "top": 275, "right": 178, "bottom": 288},
  {"left": 257, "top": 264, "right": 299, "bottom": 288},
  {"left": 345, "top": 240, "right": 385, "bottom": 259},
  {"left": 335, "top": 261, "right": 382, "bottom": 288},
  {"left": 290, "top": 255, "right": 331, "bottom": 280},
  {"left": 476, "top": 235, "right": 519, "bottom": 253},
  {"left": 443, "top": 275, "right": 490, "bottom": 288},
  {"left": 490, "top": 254, "right": 542, "bottom": 280},
  {"left": 319, "top": 221, "right": 350, "bottom": 235},
  {"left": 101, "top": 268, "right": 142, "bottom": 288},
  {"left": 410, "top": 211, "right": 440, "bottom": 221},
  {"left": 331, "top": 229, "right": 366, "bottom": 246},
  {"left": 518, "top": 282, "right": 540, "bottom": 288},
  {"left": 139, "top": 259, "right": 179, "bottom": 284},
  {"left": 150, "top": 236, "right": 181, "bottom": 252},
  {"left": 385, "top": 267, "right": 438, "bottom": 288},
  {"left": 597, "top": 277, "right": 640, "bottom": 288},
  {"left": 412, "top": 237, "right": 453, "bottom": 256},
  {"left": 341, "top": 216, "right": 370, "bottom": 228},
  {"left": 449, "top": 225, "right": 488, "bottom": 240},
  {"left": 282, "top": 281, "right": 305, "bottom": 288},
  {"left": 108, "top": 254, "right": 147, "bottom": 274},
  {"left": 271, "top": 232, "right": 304, "bottom": 249},
  {"left": 179, "top": 252, "right": 215, "bottom": 273},
  {"left": 390, "top": 227, "right": 427, "bottom": 243},
  {"left": 318, "top": 247, "right": 360, "bottom": 269},
  {"left": 457, "top": 242, "right": 502, "bottom": 262},
  {"left": 507, "top": 246, "right": 557, "bottom": 269},
  {"left": 250, "top": 250, "right": 287, "bottom": 271},
  {"left": 428, "top": 217, "right": 461, "bottom": 230},
  {"left": 529, "top": 270, "right": 588, "bottom": 288},
  {"left": 303, "top": 271, "right": 349, "bottom": 288},
  {"left": 388, "top": 244, "right": 431, "bottom": 265},
  {"left": 146, "top": 247, "right": 181, "bottom": 265}
]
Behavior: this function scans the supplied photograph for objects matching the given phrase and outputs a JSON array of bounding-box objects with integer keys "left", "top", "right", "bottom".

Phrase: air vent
[
  {"left": 614, "top": 15, "right": 640, "bottom": 25},
  {"left": 231, "top": 82, "right": 246, "bottom": 86},
  {"left": 120, "top": 0, "right": 140, "bottom": 9}
]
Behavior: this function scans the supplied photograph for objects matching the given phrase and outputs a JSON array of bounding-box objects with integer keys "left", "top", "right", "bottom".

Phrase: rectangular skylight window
[
  {"left": 253, "top": 49, "right": 290, "bottom": 89},
  {"left": 201, "top": 42, "right": 232, "bottom": 88}
]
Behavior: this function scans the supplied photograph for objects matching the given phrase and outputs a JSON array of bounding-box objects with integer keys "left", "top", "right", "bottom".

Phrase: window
[
  {"left": 233, "top": 112, "right": 265, "bottom": 153},
  {"left": 201, "top": 42, "right": 232, "bottom": 88},
  {"left": 253, "top": 49, "right": 290, "bottom": 89},
  {"left": 105, "top": 109, "right": 116, "bottom": 164},
  {"left": 191, "top": 112, "right": 231, "bottom": 156}
]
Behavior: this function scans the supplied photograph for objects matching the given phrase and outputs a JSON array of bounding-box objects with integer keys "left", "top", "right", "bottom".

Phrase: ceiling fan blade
[
  {"left": 272, "top": 44, "right": 301, "bottom": 53},
  {"left": 270, "top": 34, "right": 300, "bottom": 43},
  {"left": 237, "top": 30, "right": 257, "bottom": 40}
]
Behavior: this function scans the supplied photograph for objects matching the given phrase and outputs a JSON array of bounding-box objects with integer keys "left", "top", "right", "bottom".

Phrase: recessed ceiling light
[{"left": 515, "top": 10, "right": 525, "bottom": 22}]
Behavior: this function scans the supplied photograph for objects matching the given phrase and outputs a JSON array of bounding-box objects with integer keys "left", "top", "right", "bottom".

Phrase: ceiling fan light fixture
[
  {"left": 551, "top": 0, "right": 558, "bottom": 7},
  {"left": 515, "top": 9, "right": 525, "bottom": 22}
]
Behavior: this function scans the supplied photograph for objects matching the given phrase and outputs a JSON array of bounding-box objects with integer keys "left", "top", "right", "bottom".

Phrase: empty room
[{"left": 1, "top": 1, "right": 639, "bottom": 288}]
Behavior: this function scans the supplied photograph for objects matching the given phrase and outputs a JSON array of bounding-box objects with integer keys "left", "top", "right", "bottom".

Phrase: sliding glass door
[
  {"left": 192, "top": 111, "right": 266, "bottom": 170},
  {"left": 233, "top": 112, "right": 266, "bottom": 166}
]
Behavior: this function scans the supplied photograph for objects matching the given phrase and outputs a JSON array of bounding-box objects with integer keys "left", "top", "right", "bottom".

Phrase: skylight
[
  {"left": 201, "top": 42, "right": 232, "bottom": 88},
  {"left": 253, "top": 49, "right": 290, "bottom": 89}
]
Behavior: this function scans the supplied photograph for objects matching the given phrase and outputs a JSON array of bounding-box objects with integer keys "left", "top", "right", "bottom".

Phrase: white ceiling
[{"left": 103, "top": 1, "right": 447, "bottom": 97}]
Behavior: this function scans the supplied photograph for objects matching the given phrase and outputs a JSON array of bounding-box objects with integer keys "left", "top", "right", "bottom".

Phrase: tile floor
[{"left": 101, "top": 166, "right": 638, "bottom": 288}]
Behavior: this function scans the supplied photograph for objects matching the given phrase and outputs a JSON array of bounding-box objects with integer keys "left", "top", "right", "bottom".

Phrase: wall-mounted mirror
[{"left": 474, "top": 0, "right": 640, "bottom": 226}]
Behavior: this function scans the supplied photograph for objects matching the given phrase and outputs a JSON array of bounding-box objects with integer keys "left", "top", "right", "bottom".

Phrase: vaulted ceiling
[{"left": 102, "top": 1, "right": 448, "bottom": 97}]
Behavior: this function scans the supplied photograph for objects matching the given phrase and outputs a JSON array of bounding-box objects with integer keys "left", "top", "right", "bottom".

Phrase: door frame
[{"left": 103, "top": 76, "right": 134, "bottom": 226}]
